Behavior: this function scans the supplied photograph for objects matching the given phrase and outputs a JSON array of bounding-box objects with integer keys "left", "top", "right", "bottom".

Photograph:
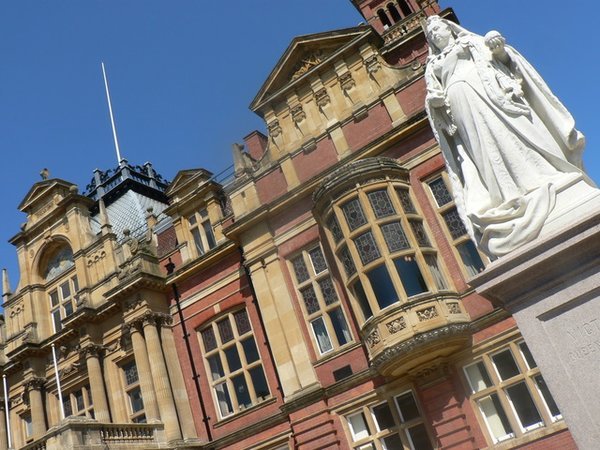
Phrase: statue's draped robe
[{"left": 425, "top": 33, "right": 587, "bottom": 256}]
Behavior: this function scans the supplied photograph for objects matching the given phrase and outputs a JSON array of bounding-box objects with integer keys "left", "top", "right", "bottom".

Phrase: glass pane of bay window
[
  {"left": 407, "top": 424, "right": 433, "bottom": 450},
  {"left": 292, "top": 256, "right": 310, "bottom": 284},
  {"left": 311, "top": 317, "right": 333, "bottom": 354},
  {"left": 353, "top": 281, "right": 373, "bottom": 321},
  {"left": 505, "top": 382, "right": 543, "bottom": 431},
  {"left": 465, "top": 361, "right": 492, "bottom": 393},
  {"left": 354, "top": 231, "right": 381, "bottom": 265},
  {"left": 300, "top": 286, "right": 320, "bottom": 315},
  {"left": 318, "top": 277, "right": 338, "bottom": 305},
  {"left": 395, "top": 392, "right": 420, "bottom": 422},
  {"left": 348, "top": 412, "right": 370, "bottom": 440},
  {"left": 308, "top": 247, "right": 327, "bottom": 274},
  {"left": 492, "top": 350, "right": 520, "bottom": 381},
  {"left": 428, "top": 177, "right": 453, "bottom": 207},
  {"left": 367, "top": 190, "right": 395, "bottom": 218},
  {"left": 329, "top": 307, "right": 351, "bottom": 346},
  {"left": 342, "top": 198, "right": 367, "bottom": 231},
  {"left": 367, "top": 265, "right": 398, "bottom": 309},
  {"left": 457, "top": 240, "right": 485, "bottom": 276},
  {"left": 479, "top": 394, "right": 514, "bottom": 443},
  {"left": 393, "top": 257, "right": 428, "bottom": 297},
  {"left": 380, "top": 221, "right": 409, "bottom": 253},
  {"left": 442, "top": 208, "right": 468, "bottom": 240},
  {"left": 371, "top": 402, "right": 395, "bottom": 431},
  {"left": 534, "top": 375, "right": 561, "bottom": 419},
  {"left": 382, "top": 433, "right": 403, "bottom": 450},
  {"left": 424, "top": 254, "right": 448, "bottom": 290}
]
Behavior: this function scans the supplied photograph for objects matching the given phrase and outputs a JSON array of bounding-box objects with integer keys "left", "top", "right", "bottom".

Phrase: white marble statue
[{"left": 424, "top": 15, "right": 593, "bottom": 257}]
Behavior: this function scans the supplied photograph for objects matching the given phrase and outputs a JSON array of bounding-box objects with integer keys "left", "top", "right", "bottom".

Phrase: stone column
[
  {"left": 158, "top": 315, "right": 197, "bottom": 440},
  {"left": 142, "top": 313, "right": 182, "bottom": 442},
  {"left": 126, "top": 322, "right": 160, "bottom": 422},
  {"left": 82, "top": 344, "right": 111, "bottom": 422},
  {"left": 25, "top": 377, "right": 46, "bottom": 439},
  {"left": 0, "top": 404, "right": 8, "bottom": 450}
]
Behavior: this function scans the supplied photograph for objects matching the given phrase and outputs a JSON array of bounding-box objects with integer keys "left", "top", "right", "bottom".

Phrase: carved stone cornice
[
  {"left": 80, "top": 343, "right": 105, "bottom": 359},
  {"left": 141, "top": 311, "right": 172, "bottom": 328},
  {"left": 24, "top": 376, "right": 46, "bottom": 391}
]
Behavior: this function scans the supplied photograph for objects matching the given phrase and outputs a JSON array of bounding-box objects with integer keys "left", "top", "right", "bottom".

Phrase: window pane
[
  {"left": 224, "top": 346, "right": 242, "bottom": 372},
  {"left": 311, "top": 317, "right": 333, "bottom": 354},
  {"left": 339, "top": 246, "right": 357, "bottom": 277},
  {"left": 132, "top": 414, "right": 146, "bottom": 423},
  {"left": 217, "top": 318, "right": 234, "bottom": 343},
  {"left": 424, "top": 254, "right": 448, "bottom": 290},
  {"left": 309, "top": 247, "right": 328, "bottom": 274},
  {"left": 381, "top": 221, "right": 410, "bottom": 253},
  {"left": 60, "top": 281, "right": 71, "bottom": 299},
  {"left": 63, "top": 397, "right": 73, "bottom": 417},
  {"left": 457, "top": 240, "right": 485, "bottom": 276},
  {"left": 519, "top": 342, "right": 537, "bottom": 369},
  {"left": 72, "top": 276, "right": 79, "bottom": 292},
  {"left": 409, "top": 220, "right": 430, "bottom": 246},
  {"left": 342, "top": 198, "right": 367, "bottom": 231},
  {"left": 492, "top": 350, "right": 520, "bottom": 381},
  {"left": 233, "top": 309, "right": 252, "bottom": 335},
  {"left": 505, "top": 382, "right": 543, "bottom": 430},
  {"left": 428, "top": 177, "right": 453, "bottom": 207},
  {"left": 208, "top": 354, "right": 225, "bottom": 381},
  {"left": 396, "top": 188, "right": 416, "bottom": 213},
  {"left": 534, "top": 375, "right": 561, "bottom": 418},
  {"left": 328, "top": 215, "right": 344, "bottom": 243},
  {"left": 354, "top": 231, "right": 381, "bottom": 265},
  {"left": 479, "top": 394, "right": 514, "bottom": 443},
  {"left": 53, "top": 310, "right": 62, "bottom": 332},
  {"left": 443, "top": 208, "right": 468, "bottom": 240},
  {"left": 50, "top": 290, "right": 59, "bottom": 307},
  {"left": 123, "top": 361, "right": 139, "bottom": 385},
  {"left": 191, "top": 227, "right": 204, "bottom": 255},
  {"left": 203, "top": 221, "right": 217, "bottom": 249},
  {"left": 199, "top": 208, "right": 208, "bottom": 219},
  {"left": 407, "top": 424, "right": 433, "bottom": 450},
  {"left": 329, "top": 307, "right": 351, "bottom": 346},
  {"left": 301, "top": 286, "right": 320, "bottom": 315},
  {"left": 292, "top": 255, "right": 310, "bottom": 284},
  {"left": 367, "top": 265, "right": 398, "bottom": 309},
  {"left": 348, "top": 412, "right": 370, "bottom": 440},
  {"left": 318, "top": 277, "right": 338, "bottom": 306},
  {"left": 188, "top": 215, "right": 197, "bottom": 226},
  {"left": 464, "top": 361, "right": 492, "bottom": 393},
  {"left": 74, "top": 389, "right": 84, "bottom": 411},
  {"left": 201, "top": 327, "right": 217, "bottom": 352},
  {"left": 242, "top": 337, "right": 260, "bottom": 364},
  {"left": 371, "top": 402, "right": 395, "bottom": 431},
  {"left": 64, "top": 301, "right": 74, "bottom": 317},
  {"left": 382, "top": 434, "right": 403, "bottom": 450},
  {"left": 232, "top": 374, "right": 252, "bottom": 409},
  {"left": 249, "top": 366, "right": 270, "bottom": 399},
  {"left": 215, "top": 382, "right": 233, "bottom": 417},
  {"left": 396, "top": 392, "right": 420, "bottom": 423},
  {"left": 367, "top": 190, "right": 395, "bottom": 218},
  {"left": 129, "top": 388, "right": 145, "bottom": 413},
  {"left": 353, "top": 281, "right": 373, "bottom": 320},
  {"left": 394, "top": 257, "right": 428, "bottom": 297}
]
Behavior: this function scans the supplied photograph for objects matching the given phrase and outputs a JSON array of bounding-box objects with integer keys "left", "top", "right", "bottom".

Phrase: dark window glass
[
  {"left": 457, "top": 240, "right": 485, "bottom": 276},
  {"left": 388, "top": 3, "right": 401, "bottom": 22},
  {"left": 208, "top": 355, "right": 224, "bottom": 381},
  {"left": 203, "top": 221, "right": 217, "bottom": 249},
  {"left": 396, "top": 188, "right": 416, "bottom": 213},
  {"left": 396, "top": 392, "right": 420, "bottom": 422},
  {"left": 232, "top": 374, "right": 251, "bottom": 409},
  {"left": 241, "top": 338, "right": 259, "bottom": 364},
  {"left": 367, "top": 265, "right": 398, "bottom": 309},
  {"left": 398, "top": 0, "right": 412, "bottom": 16},
  {"left": 63, "top": 301, "right": 74, "bottom": 317},
  {"left": 309, "top": 247, "right": 328, "bottom": 274},
  {"left": 124, "top": 362, "right": 139, "bottom": 385},
  {"left": 249, "top": 366, "right": 270, "bottom": 399},
  {"left": 377, "top": 9, "right": 392, "bottom": 28},
  {"left": 329, "top": 307, "right": 351, "bottom": 346},
  {"left": 381, "top": 221, "right": 410, "bottom": 253},
  {"left": 300, "top": 286, "right": 320, "bottom": 315},
  {"left": 407, "top": 424, "right": 433, "bottom": 450},
  {"left": 201, "top": 328, "right": 217, "bottom": 352},
  {"left": 215, "top": 383, "right": 233, "bottom": 417},
  {"left": 443, "top": 208, "right": 468, "bottom": 240},
  {"left": 519, "top": 342, "right": 537, "bottom": 369},
  {"left": 409, "top": 220, "right": 430, "bottom": 246},
  {"left": 233, "top": 309, "right": 251, "bottom": 335},
  {"left": 492, "top": 350, "right": 520, "bottom": 381},
  {"left": 534, "top": 375, "right": 560, "bottom": 417},
  {"left": 354, "top": 231, "right": 381, "bottom": 265},
  {"left": 428, "top": 177, "right": 453, "bottom": 207},
  {"left": 394, "top": 256, "right": 428, "bottom": 297},
  {"left": 318, "top": 277, "right": 338, "bottom": 305},
  {"left": 129, "top": 387, "right": 144, "bottom": 413},
  {"left": 383, "top": 434, "right": 403, "bottom": 450},
  {"left": 353, "top": 281, "right": 373, "bottom": 320},
  {"left": 328, "top": 215, "right": 344, "bottom": 243},
  {"left": 339, "top": 246, "right": 356, "bottom": 277},
  {"left": 50, "top": 290, "right": 59, "bottom": 307},
  {"left": 342, "top": 198, "right": 367, "bottom": 231},
  {"left": 63, "top": 398, "right": 73, "bottom": 417},
  {"left": 367, "top": 190, "right": 395, "bottom": 218},
  {"left": 506, "top": 382, "right": 542, "bottom": 429},
  {"left": 292, "top": 255, "right": 309, "bottom": 284},
  {"left": 74, "top": 390, "right": 84, "bottom": 411},
  {"left": 217, "top": 318, "right": 234, "bottom": 343},
  {"left": 191, "top": 227, "right": 204, "bottom": 255},
  {"left": 224, "top": 346, "right": 242, "bottom": 372},
  {"left": 372, "top": 402, "right": 395, "bottom": 430},
  {"left": 53, "top": 310, "right": 62, "bottom": 332}
]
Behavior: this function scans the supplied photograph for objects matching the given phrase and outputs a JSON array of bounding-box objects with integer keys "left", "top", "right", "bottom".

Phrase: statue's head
[{"left": 426, "top": 16, "right": 455, "bottom": 53}]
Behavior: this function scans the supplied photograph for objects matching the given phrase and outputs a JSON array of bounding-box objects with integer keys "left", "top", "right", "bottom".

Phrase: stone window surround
[
  {"left": 48, "top": 270, "right": 79, "bottom": 334},
  {"left": 198, "top": 308, "right": 271, "bottom": 420},
  {"left": 61, "top": 383, "right": 95, "bottom": 419},
  {"left": 461, "top": 338, "right": 563, "bottom": 446},
  {"left": 187, "top": 207, "right": 217, "bottom": 258},
  {"left": 121, "top": 359, "right": 146, "bottom": 424},
  {"left": 423, "top": 172, "right": 488, "bottom": 279},
  {"left": 342, "top": 388, "right": 434, "bottom": 450},
  {"left": 287, "top": 242, "right": 354, "bottom": 358},
  {"left": 322, "top": 179, "right": 448, "bottom": 323}
]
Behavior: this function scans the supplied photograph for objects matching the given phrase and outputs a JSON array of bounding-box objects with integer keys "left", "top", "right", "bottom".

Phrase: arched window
[
  {"left": 377, "top": 9, "right": 392, "bottom": 29},
  {"left": 388, "top": 3, "right": 402, "bottom": 22},
  {"left": 44, "top": 246, "right": 74, "bottom": 282},
  {"left": 397, "top": 0, "right": 413, "bottom": 17}
]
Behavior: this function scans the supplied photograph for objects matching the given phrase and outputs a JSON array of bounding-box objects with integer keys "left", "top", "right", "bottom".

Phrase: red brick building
[{"left": 154, "top": 1, "right": 576, "bottom": 449}]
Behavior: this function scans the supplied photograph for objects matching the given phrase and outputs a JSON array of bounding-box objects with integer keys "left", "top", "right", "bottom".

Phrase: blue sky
[{"left": 0, "top": 0, "right": 597, "bottom": 289}]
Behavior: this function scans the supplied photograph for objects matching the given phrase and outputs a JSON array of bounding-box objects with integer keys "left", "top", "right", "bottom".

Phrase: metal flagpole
[
  {"left": 101, "top": 62, "right": 124, "bottom": 164},
  {"left": 3, "top": 375, "right": 11, "bottom": 449},
  {"left": 51, "top": 344, "right": 65, "bottom": 420}
]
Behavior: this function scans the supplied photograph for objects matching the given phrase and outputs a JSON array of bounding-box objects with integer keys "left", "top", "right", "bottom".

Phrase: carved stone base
[{"left": 470, "top": 209, "right": 600, "bottom": 450}]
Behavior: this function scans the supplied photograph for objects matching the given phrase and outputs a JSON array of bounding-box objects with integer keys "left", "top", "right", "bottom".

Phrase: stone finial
[
  {"left": 40, "top": 168, "right": 50, "bottom": 180},
  {"left": 2, "top": 269, "right": 11, "bottom": 298},
  {"left": 98, "top": 198, "right": 112, "bottom": 235}
]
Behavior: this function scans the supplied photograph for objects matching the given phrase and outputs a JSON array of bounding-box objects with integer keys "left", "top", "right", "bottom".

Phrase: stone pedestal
[{"left": 469, "top": 211, "right": 600, "bottom": 450}]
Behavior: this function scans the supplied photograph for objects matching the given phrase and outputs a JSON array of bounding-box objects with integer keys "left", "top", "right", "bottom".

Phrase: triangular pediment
[
  {"left": 165, "top": 168, "right": 214, "bottom": 198},
  {"left": 18, "top": 178, "right": 77, "bottom": 213},
  {"left": 251, "top": 26, "right": 373, "bottom": 111}
]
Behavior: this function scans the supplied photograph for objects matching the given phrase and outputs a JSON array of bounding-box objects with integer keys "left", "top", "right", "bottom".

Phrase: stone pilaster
[
  {"left": 24, "top": 377, "right": 46, "bottom": 439},
  {"left": 159, "top": 316, "right": 197, "bottom": 440},
  {"left": 141, "top": 313, "right": 182, "bottom": 442},
  {"left": 125, "top": 322, "right": 160, "bottom": 422},
  {"left": 81, "top": 344, "right": 111, "bottom": 422},
  {"left": 0, "top": 404, "right": 7, "bottom": 450}
]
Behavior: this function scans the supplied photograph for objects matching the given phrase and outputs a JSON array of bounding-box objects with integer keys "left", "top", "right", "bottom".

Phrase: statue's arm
[{"left": 484, "top": 30, "right": 510, "bottom": 65}]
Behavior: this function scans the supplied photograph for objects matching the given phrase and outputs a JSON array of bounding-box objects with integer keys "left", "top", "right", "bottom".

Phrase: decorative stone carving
[
  {"left": 123, "top": 293, "right": 144, "bottom": 312},
  {"left": 290, "top": 104, "right": 306, "bottom": 124},
  {"left": 291, "top": 50, "right": 325, "bottom": 80},
  {"left": 447, "top": 302, "right": 461, "bottom": 314},
  {"left": 386, "top": 317, "right": 407, "bottom": 334},
  {"left": 10, "top": 393, "right": 24, "bottom": 407},
  {"left": 24, "top": 377, "right": 46, "bottom": 391},
  {"left": 424, "top": 16, "right": 595, "bottom": 257},
  {"left": 314, "top": 88, "right": 330, "bottom": 108},
  {"left": 81, "top": 344, "right": 105, "bottom": 359},
  {"left": 416, "top": 306, "right": 439, "bottom": 322},
  {"left": 366, "top": 329, "right": 381, "bottom": 348},
  {"left": 364, "top": 55, "right": 381, "bottom": 74},
  {"left": 60, "top": 362, "right": 82, "bottom": 377},
  {"left": 86, "top": 248, "right": 106, "bottom": 267},
  {"left": 267, "top": 120, "right": 282, "bottom": 138},
  {"left": 338, "top": 72, "right": 356, "bottom": 92}
]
